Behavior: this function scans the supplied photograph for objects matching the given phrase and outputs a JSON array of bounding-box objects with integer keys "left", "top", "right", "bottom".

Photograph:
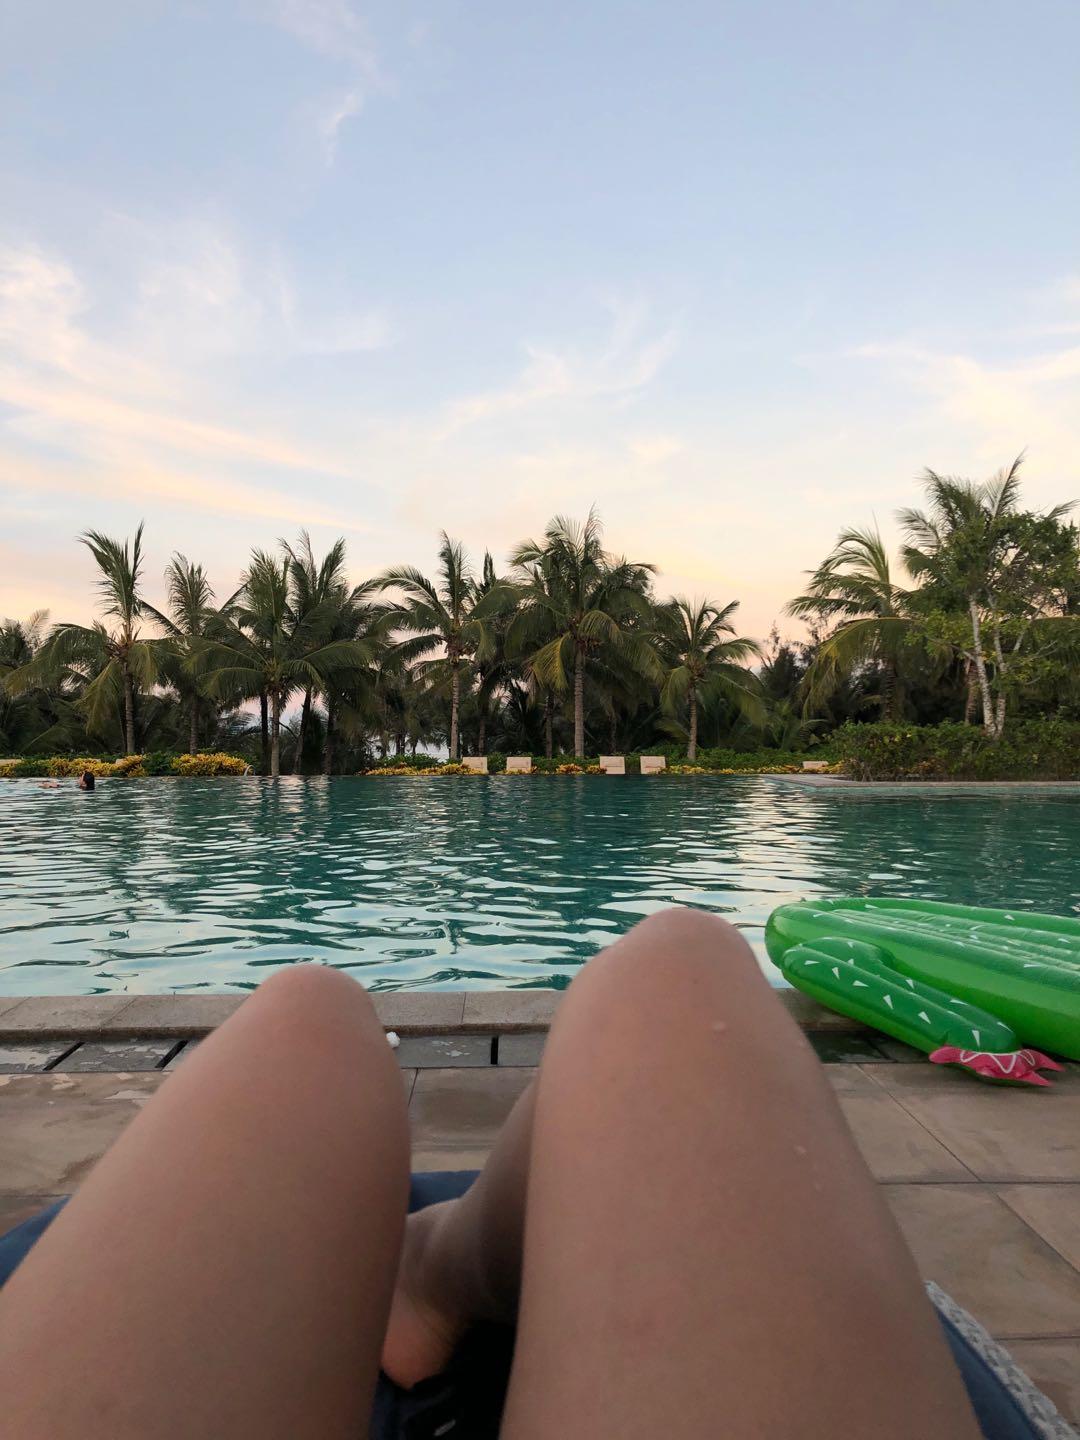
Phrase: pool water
[{"left": 2, "top": 776, "right": 1080, "bottom": 995}]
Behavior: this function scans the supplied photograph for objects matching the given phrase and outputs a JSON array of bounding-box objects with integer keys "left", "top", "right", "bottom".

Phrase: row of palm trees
[
  {"left": 2, "top": 511, "right": 762, "bottom": 773},
  {"left": 4, "top": 460, "right": 1077, "bottom": 770}
]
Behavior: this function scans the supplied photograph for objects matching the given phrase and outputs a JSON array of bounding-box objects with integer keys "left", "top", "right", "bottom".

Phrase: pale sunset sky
[{"left": 3, "top": 0, "right": 1080, "bottom": 640}]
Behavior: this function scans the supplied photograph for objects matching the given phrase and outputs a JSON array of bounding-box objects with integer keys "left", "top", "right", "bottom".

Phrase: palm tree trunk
[
  {"left": 881, "top": 658, "right": 900, "bottom": 722},
  {"left": 123, "top": 668, "right": 135, "bottom": 755},
  {"left": 968, "top": 600, "right": 996, "bottom": 737},
  {"left": 573, "top": 648, "right": 584, "bottom": 758},
  {"left": 270, "top": 692, "right": 282, "bottom": 778},
  {"left": 295, "top": 687, "right": 311, "bottom": 774},
  {"left": 450, "top": 667, "right": 461, "bottom": 760},
  {"left": 478, "top": 712, "right": 486, "bottom": 756},
  {"left": 188, "top": 695, "right": 198, "bottom": 754},
  {"left": 323, "top": 695, "right": 335, "bottom": 776},
  {"left": 259, "top": 690, "right": 269, "bottom": 774},
  {"left": 688, "top": 686, "right": 698, "bottom": 761},
  {"left": 544, "top": 692, "right": 553, "bottom": 759}
]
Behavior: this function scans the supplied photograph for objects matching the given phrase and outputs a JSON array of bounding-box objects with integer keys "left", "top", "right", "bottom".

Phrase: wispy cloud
[
  {"left": 442, "top": 300, "right": 679, "bottom": 432},
  {"left": 0, "top": 237, "right": 369, "bottom": 491},
  {"left": 260, "top": 0, "right": 387, "bottom": 163},
  {"left": 263, "top": 0, "right": 376, "bottom": 66},
  {"left": 852, "top": 325, "right": 1080, "bottom": 498},
  {"left": 313, "top": 87, "right": 365, "bottom": 163}
]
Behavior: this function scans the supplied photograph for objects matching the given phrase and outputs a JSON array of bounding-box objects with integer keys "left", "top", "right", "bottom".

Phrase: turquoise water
[{"left": 2, "top": 776, "right": 1080, "bottom": 995}]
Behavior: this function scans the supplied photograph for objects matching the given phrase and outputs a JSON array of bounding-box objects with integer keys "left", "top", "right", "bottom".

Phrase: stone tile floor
[{"left": 0, "top": 1049, "right": 1077, "bottom": 1424}]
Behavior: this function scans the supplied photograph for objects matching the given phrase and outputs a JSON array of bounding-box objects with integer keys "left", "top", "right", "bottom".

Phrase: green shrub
[
  {"left": 835, "top": 720, "right": 1080, "bottom": 780},
  {"left": 8, "top": 758, "right": 50, "bottom": 777},
  {"left": 171, "top": 753, "right": 249, "bottom": 775},
  {"left": 141, "top": 751, "right": 177, "bottom": 776},
  {"left": 366, "top": 753, "right": 442, "bottom": 770}
]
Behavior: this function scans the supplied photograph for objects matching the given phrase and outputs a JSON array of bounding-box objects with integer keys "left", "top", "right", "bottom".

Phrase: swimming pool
[{"left": 2, "top": 776, "right": 1079, "bottom": 995}]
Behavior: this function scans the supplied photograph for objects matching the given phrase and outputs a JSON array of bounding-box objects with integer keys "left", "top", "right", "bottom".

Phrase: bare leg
[
  {"left": 0, "top": 966, "right": 409, "bottom": 1440},
  {"left": 385, "top": 910, "right": 979, "bottom": 1438}
]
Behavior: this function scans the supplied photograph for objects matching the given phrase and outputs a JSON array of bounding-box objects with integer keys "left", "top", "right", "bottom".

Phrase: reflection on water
[{"left": 2, "top": 776, "right": 1079, "bottom": 995}]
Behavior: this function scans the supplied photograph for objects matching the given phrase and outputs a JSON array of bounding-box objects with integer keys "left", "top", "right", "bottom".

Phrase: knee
[
  {"left": 588, "top": 908, "right": 759, "bottom": 995},
  {"left": 250, "top": 965, "right": 386, "bottom": 1056},
  {"left": 562, "top": 909, "right": 765, "bottom": 1041},
  {"left": 257, "top": 961, "right": 373, "bottom": 1014}
]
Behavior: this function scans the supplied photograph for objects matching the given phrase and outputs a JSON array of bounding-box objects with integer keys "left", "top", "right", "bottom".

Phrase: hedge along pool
[{"left": 2, "top": 776, "right": 1080, "bottom": 995}]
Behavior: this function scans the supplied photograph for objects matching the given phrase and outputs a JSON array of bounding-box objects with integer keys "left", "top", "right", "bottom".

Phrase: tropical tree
[
  {"left": 787, "top": 526, "right": 915, "bottom": 720},
  {"left": 0, "top": 613, "right": 56, "bottom": 751},
  {"left": 508, "top": 510, "right": 659, "bottom": 757},
  {"left": 142, "top": 556, "right": 230, "bottom": 753},
  {"left": 899, "top": 458, "right": 1078, "bottom": 738},
  {"left": 654, "top": 598, "right": 762, "bottom": 759},
  {"left": 10, "top": 526, "right": 159, "bottom": 753},
  {"left": 200, "top": 548, "right": 373, "bottom": 776},
  {"left": 282, "top": 534, "right": 353, "bottom": 772},
  {"left": 317, "top": 578, "right": 388, "bottom": 774},
  {"left": 378, "top": 534, "right": 495, "bottom": 761}
]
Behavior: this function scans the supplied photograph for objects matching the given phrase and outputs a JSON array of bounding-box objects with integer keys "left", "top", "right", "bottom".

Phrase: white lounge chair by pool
[
  {"left": 599, "top": 756, "right": 626, "bottom": 775},
  {"left": 506, "top": 756, "right": 533, "bottom": 773},
  {"left": 462, "top": 756, "right": 489, "bottom": 774},
  {"left": 640, "top": 756, "right": 666, "bottom": 774}
]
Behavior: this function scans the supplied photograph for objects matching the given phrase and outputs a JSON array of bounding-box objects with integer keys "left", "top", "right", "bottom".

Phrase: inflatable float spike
[{"left": 929, "top": 1047, "right": 1064, "bottom": 1086}]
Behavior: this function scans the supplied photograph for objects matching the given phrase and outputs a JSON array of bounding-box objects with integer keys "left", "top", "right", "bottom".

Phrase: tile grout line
[
  {"left": 41, "top": 1041, "right": 82, "bottom": 1072},
  {"left": 992, "top": 1185, "right": 1080, "bottom": 1280},
  {"left": 863, "top": 1072, "right": 982, "bottom": 1182}
]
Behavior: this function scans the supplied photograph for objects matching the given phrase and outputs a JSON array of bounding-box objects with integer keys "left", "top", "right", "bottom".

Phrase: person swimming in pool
[
  {"left": 0, "top": 911, "right": 982, "bottom": 1438},
  {"left": 77, "top": 770, "right": 95, "bottom": 790}
]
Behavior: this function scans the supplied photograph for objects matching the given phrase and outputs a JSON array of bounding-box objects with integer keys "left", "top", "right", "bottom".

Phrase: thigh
[
  {"left": 0, "top": 966, "right": 410, "bottom": 1440},
  {"left": 500, "top": 910, "right": 979, "bottom": 1439}
]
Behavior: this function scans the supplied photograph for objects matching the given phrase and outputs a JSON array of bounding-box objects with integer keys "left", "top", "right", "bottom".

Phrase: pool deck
[{"left": 0, "top": 995, "right": 1078, "bottom": 1424}]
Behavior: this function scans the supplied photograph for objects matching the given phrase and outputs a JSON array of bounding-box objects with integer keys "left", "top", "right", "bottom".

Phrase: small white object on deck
[
  {"left": 640, "top": 755, "right": 667, "bottom": 774},
  {"left": 461, "top": 756, "right": 488, "bottom": 774},
  {"left": 599, "top": 755, "right": 626, "bottom": 775},
  {"left": 385, "top": 1031, "right": 400, "bottom": 1049}
]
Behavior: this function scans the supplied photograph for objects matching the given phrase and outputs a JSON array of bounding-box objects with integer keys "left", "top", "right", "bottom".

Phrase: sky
[{"left": 3, "top": 0, "right": 1080, "bottom": 642}]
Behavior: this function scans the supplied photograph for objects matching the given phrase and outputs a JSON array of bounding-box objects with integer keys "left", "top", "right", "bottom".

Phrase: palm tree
[
  {"left": 318, "top": 579, "right": 387, "bottom": 774},
  {"left": 200, "top": 549, "right": 371, "bottom": 776},
  {"left": 470, "top": 550, "right": 515, "bottom": 756},
  {"left": 508, "top": 510, "right": 659, "bottom": 757},
  {"left": 899, "top": 457, "right": 1075, "bottom": 738},
  {"left": 12, "top": 526, "right": 159, "bottom": 753},
  {"left": 378, "top": 534, "right": 493, "bottom": 761},
  {"left": 0, "top": 612, "right": 54, "bottom": 751},
  {"left": 655, "top": 598, "right": 762, "bottom": 760},
  {"left": 282, "top": 534, "right": 352, "bottom": 772},
  {"left": 143, "top": 556, "right": 228, "bottom": 753},
  {"left": 787, "top": 526, "right": 914, "bottom": 720}
]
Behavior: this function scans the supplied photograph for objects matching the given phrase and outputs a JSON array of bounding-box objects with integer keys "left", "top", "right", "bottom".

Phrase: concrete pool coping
[
  {"left": 762, "top": 774, "right": 1080, "bottom": 791},
  {"left": 0, "top": 988, "right": 867, "bottom": 1040}
]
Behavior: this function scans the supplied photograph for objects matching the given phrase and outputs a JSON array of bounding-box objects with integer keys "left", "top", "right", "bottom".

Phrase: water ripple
[{"left": 2, "top": 776, "right": 1079, "bottom": 994}]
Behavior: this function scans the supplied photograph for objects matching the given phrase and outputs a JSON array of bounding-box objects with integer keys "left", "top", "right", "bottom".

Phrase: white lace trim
[{"left": 927, "top": 1281, "right": 1078, "bottom": 1438}]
